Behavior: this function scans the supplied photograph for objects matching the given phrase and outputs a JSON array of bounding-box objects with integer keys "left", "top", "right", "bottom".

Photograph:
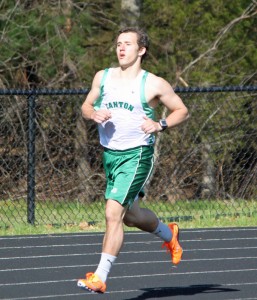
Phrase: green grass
[{"left": 0, "top": 198, "right": 256, "bottom": 236}]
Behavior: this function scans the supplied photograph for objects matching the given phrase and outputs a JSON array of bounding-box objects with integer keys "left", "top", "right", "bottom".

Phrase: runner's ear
[{"left": 138, "top": 47, "right": 146, "bottom": 57}]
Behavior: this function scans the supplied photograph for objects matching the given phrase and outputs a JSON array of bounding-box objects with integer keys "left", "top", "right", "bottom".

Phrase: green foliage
[
  {"left": 0, "top": 1, "right": 119, "bottom": 87},
  {"left": 0, "top": 0, "right": 256, "bottom": 87},
  {"left": 141, "top": 0, "right": 257, "bottom": 85}
]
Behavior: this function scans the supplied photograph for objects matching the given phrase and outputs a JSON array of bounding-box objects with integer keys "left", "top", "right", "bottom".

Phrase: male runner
[{"left": 77, "top": 27, "right": 189, "bottom": 293}]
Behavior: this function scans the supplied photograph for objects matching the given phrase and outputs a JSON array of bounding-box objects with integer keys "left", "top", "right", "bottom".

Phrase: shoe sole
[{"left": 77, "top": 282, "right": 105, "bottom": 294}]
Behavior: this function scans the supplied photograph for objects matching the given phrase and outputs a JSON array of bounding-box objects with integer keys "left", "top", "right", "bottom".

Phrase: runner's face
[{"left": 116, "top": 32, "right": 144, "bottom": 67}]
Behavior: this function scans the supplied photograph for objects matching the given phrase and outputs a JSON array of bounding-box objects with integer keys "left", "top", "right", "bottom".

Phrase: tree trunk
[
  {"left": 201, "top": 143, "right": 215, "bottom": 199},
  {"left": 75, "top": 116, "right": 98, "bottom": 202},
  {"left": 121, "top": 0, "right": 141, "bottom": 27}
]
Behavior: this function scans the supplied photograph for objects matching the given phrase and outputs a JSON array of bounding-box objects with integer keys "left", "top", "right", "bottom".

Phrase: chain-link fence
[{"left": 0, "top": 86, "right": 256, "bottom": 229}]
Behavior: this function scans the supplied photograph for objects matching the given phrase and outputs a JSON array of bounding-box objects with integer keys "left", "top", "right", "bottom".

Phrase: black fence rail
[{"left": 0, "top": 86, "right": 256, "bottom": 228}]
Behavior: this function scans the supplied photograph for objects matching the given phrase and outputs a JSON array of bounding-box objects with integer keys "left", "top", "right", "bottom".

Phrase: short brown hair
[{"left": 117, "top": 27, "right": 149, "bottom": 61}]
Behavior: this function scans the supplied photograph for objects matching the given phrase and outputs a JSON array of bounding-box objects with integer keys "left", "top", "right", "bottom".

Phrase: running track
[{"left": 0, "top": 227, "right": 257, "bottom": 300}]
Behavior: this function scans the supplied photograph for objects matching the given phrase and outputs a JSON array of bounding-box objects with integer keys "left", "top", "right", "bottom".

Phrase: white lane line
[
  {"left": 1, "top": 237, "right": 257, "bottom": 250},
  {"left": 2, "top": 283, "right": 257, "bottom": 300},
  {"left": 1, "top": 293, "right": 88, "bottom": 300},
  {"left": 227, "top": 298, "right": 257, "bottom": 300},
  {"left": 1, "top": 246, "right": 257, "bottom": 260},
  {"left": 0, "top": 256, "right": 257, "bottom": 272},
  {"left": 0, "top": 227, "right": 256, "bottom": 241},
  {"left": 1, "top": 268, "right": 257, "bottom": 287},
  {"left": 0, "top": 242, "right": 102, "bottom": 250}
]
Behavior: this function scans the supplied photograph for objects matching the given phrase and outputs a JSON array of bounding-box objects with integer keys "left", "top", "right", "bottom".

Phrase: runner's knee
[
  {"left": 123, "top": 215, "right": 136, "bottom": 227},
  {"left": 105, "top": 200, "right": 126, "bottom": 225}
]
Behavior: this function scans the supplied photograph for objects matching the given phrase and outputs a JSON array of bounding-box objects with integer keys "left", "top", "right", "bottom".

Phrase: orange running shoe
[
  {"left": 162, "top": 223, "right": 183, "bottom": 265},
  {"left": 77, "top": 272, "right": 106, "bottom": 293}
]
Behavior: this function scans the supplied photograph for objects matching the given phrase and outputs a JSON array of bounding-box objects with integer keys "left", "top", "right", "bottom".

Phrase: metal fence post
[{"left": 27, "top": 93, "right": 37, "bottom": 225}]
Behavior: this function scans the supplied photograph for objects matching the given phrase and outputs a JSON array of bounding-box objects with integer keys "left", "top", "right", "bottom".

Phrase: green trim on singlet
[
  {"left": 141, "top": 71, "right": 155, "bottom": 144},
  {"left": 140, "top": 71, "right": 155, "bottom": 120},
  {"left": 93, "top": 68, "right": 109, "bottom": 110}
]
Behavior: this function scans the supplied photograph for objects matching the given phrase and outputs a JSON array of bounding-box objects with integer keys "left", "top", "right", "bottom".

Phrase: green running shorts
[{"left": 103, "top": 146, "right": 154, "bottom": 208}]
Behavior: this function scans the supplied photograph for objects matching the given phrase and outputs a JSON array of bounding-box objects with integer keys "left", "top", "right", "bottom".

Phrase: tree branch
[{"left": 180, "top": 1, "right": 257, "bottom": 75}]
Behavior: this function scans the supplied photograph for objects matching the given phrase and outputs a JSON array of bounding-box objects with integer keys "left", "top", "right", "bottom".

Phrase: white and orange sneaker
[{"left": 77, "top": 272, "right": 106, "bottom": 293}]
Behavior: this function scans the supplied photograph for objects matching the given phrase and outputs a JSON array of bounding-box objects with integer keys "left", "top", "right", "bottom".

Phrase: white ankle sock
[
  {"left": 95, "top": 252, "right": 117, "bottom": 283},
  {"left": 152, "top": 220, "right": 172, "bottom": 242}
]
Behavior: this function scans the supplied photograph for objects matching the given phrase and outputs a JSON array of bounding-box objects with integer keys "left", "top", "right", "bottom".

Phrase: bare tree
[
  {"left": 177, "top": 1, "right": 257, "bottom": 198},
  {"left": 179, "top": 1, "right": 257, "bottom": 76}
]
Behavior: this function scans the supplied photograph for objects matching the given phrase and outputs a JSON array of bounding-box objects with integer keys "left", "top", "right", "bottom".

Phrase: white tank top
[{"left": 94, "top": 68, "right": 155, "bottom": 150}]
